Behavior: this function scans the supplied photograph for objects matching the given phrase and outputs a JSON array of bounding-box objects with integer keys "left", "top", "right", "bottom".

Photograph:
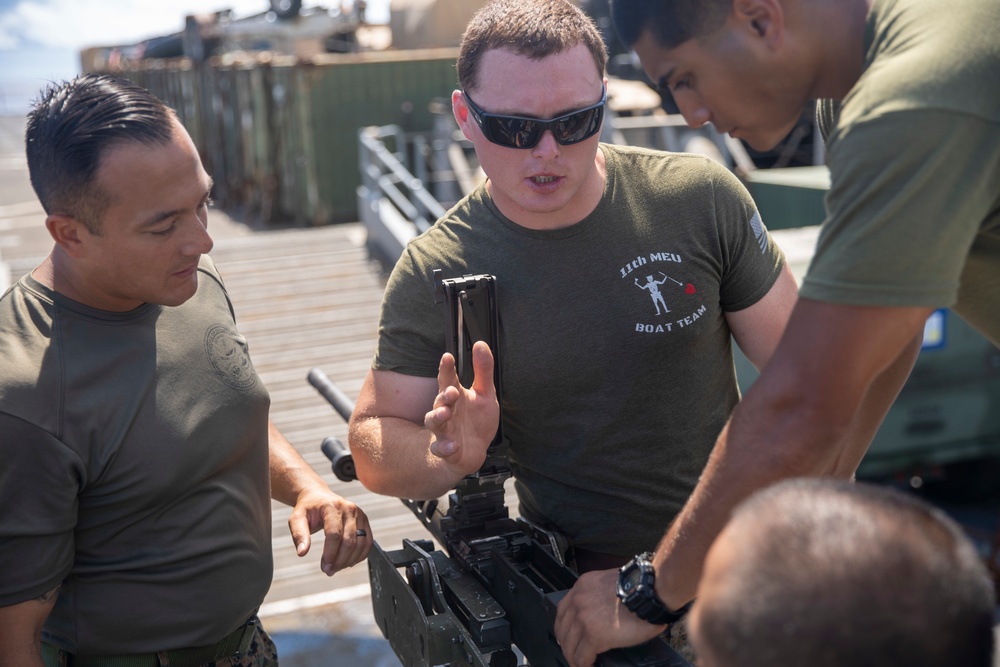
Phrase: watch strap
[
  {"left": 634, "top": 595, "right": 692, "bottom": 625},
  {"left": 618, "top": 552, "right": 692, "bottom": 625}
]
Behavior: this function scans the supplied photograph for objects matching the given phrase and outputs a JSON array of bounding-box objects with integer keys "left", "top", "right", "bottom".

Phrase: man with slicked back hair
[{"left": 0, "top": 74, "right": 373, "bottom": 667}]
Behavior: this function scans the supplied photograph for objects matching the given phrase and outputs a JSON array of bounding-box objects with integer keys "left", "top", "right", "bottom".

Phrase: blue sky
[{"left": 0, "top": 0, "right": 389, "bottom": 116}]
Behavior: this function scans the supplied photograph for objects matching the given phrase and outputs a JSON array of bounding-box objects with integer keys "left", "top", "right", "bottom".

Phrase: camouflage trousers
[
  {"left": 199, "top": 618, "right": 278, "bottom": 667},
  {"left": 665, "top": 617, "right": 697, "bottom": 664},
  {"left": 42, "top": 616, "right": 279, "bottom": 667}
]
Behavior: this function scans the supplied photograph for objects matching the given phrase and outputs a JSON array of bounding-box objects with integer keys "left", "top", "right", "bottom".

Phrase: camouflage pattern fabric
[
  {"left": 200, "top": 617, "right": 278, "bottom": 667},
  {"left": 41, "top": 617, "right": 279, "bottom": 667},
  {"left": 666, "top": 618, "right": 696, "bottom": 664}
]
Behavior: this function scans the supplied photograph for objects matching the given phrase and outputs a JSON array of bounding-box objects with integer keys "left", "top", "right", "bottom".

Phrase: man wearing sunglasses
[{"left": 350, "top": 0, "right": 905, "bottom": 659}]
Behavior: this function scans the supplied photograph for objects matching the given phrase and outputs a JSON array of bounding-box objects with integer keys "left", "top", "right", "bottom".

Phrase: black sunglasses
[{"left": 463, "top": 85, "right": 607, "bottom": 149}]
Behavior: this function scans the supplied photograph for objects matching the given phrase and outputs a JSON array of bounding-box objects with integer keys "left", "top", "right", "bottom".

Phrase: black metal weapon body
[{"left": 309, "top": 273, "right": 691, "bottom": 667}]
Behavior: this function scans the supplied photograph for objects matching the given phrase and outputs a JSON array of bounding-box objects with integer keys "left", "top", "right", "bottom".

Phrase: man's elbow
[
  {"left": 349, "top": 446, "right": 400, "bottom": 497},
  {"left": 347, "top": 420, "right": 438, "bottom": 499},
  {"left": 745, "top": 376, "right": 859, "bottom": 475},
  {"left": 346, "top": 417, "right": 389, "bottom": 493},
  {"left": 353, "top": 461, "right": 396, "bottom": 496}
]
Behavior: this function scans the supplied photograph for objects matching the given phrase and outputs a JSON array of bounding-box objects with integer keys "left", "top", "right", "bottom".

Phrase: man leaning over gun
[
  {"left": 554, "top": 0, "right": 996, "bottom": 663},
  {"left": 348, "top": 0, "right": 906, "bottom": 660}
]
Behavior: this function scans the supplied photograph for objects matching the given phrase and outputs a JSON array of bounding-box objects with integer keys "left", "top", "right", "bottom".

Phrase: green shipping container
[{"left": 103, "top": 48, "right": 460, "bottom": 225}]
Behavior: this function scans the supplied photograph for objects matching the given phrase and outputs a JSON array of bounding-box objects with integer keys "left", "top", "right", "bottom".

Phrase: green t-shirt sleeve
[
  {"left": 802, "top": 109, "right": 1000, "bottom": 307},
  {"left": 710, "top": 164, "right": 787, "bottom": 312},
  {"left": 372, "top": 247, "right": 446, "bottom": 377},
  {"left": 0, "top": 414, "right": 80, "bottom": 605}
]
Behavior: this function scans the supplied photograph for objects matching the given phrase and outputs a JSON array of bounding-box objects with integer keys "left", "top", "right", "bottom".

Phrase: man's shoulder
[
  {"left": 188, "top": 254, "right": 236, "bottom": 315},
  {"left": 0, "top": 277, "right": 55, "bottom": 349},
  {"left": 600, "top": 143, "right": 742, "bottom": 209},
  {"left": 0, "top": 281, "right": 61, "bottom": 435},
  {"left": 196, "top": 254, "right": 225, "bottom": 289},
  {"left": 847, "top": 0, "right": 1000, "bottom": 125},
  {"left": 404, "top": 189, "right": 492, "bottom": 255},
  {"left": 602, "top": 143, "right": 732, "bottom": 182}
]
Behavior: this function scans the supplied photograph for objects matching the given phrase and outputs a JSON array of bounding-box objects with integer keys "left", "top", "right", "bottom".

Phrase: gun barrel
[
  {"left": 321, "top": 436, "right": 357, "bottom": 482},
  {"left": 307, "top": 367, "right": 355, "bottom": 423}
]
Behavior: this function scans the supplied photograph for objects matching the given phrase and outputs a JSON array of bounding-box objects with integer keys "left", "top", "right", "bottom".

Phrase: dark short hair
[
  {"left": 456, "top": 0, "right": 607, "bottom": 93},
  {"left": 609, "top": 0, "right": 731, "bottom": 50},
  {"left": 25, "top": 73, "right": 177, "bottom": 234},
  {"left": 698, "top": 479, "right": 996, "bottom": 667}
]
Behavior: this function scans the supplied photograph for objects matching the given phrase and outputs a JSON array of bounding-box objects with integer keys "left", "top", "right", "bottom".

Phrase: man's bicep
[
  {"left": 0, "top": 590, "right": 57, "bottom": 667},
  {"left": 726, "top": 263, "right": 798, "bottom": 370},
  {"left": 0, "top": 415, "right": 79, "bottom": 609},
  {"left": 352, "top": 368, "right": 440, "bottom": 425}
]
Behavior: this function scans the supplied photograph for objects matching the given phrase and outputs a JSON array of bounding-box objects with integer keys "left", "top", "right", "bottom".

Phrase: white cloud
[{"left": 0, "top": 8, "right": 23, "bottom": 49}]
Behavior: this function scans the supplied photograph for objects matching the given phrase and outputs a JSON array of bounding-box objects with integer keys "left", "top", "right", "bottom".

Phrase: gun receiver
[{"left": 309, "top": 272, "right": 691, "bottom": 667}]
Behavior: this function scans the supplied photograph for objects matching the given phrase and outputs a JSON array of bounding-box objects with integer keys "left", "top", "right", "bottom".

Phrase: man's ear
[
  {"left": 731, "top": 0, "right": 785, "bottom": 49},
  {"left": 452, "top": 89, "right": 474, "bottom": 140},
  {"left": 45, "top": 214, "right": 90, "bottom": 258}
]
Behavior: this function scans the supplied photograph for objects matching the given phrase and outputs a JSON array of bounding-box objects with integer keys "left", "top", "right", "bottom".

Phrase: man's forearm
[
  {"left": 827, "top": 333, "right": 922, "bottom": 477},
  {"left": 0, "top": 591, "right": 57, "bottom": 667},
  {"left": 653, "top": 375, "right": 855, "bottom": 608},
  {"left": 653, "top": 301, "right": 932, "bottom": 607},
  {"left": 350, "top": 415, "right": 468, "bottom": 500},
  {"left": 268, "top": 419, "right": 330, "bottom": 506}
]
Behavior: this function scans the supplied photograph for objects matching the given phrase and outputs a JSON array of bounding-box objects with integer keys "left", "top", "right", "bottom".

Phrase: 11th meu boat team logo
[{"left": 621, "top": 251, "right": 705, "bottom": 335}]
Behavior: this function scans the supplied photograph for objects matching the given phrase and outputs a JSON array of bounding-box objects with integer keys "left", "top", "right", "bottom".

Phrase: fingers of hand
[
  {"left": 438, "top": 352, "right": 459, "bottom": 390},
  {"left": 288, "top": 498, "right": 370, "bottom": 576},
  {"left": 287, "top": 509, "right": 312, "bottom": 557},
  {"left": 470, "top": 341, "right": 496, "bottom": 395},
  {"left": 433, "top": 384, "right": 460, "bottom": 408},
  {"left": 429, "top": 438, "right": 458, "bottom": 459},
  {"left": 425, "top": 404, "right": 456, "bottom": 440},
  {"left": 321, "top": 503, "right": 374, "bottom": 575},
  {"left": 556, "top": 591, "right": 595, "bottom": 667},
  {"left": 554, "top": 570, "right": 666, "bottom": 666}
]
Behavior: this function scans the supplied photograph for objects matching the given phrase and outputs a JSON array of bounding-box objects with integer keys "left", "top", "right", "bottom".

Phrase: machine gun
[{"left": 309, "top": 272, "right": 691, "bottom": 667}]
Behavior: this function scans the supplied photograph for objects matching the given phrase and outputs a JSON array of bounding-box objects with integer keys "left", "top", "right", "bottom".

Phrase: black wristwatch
[{"left": 616, "top": 552, "right": 692, "bottom": 625}]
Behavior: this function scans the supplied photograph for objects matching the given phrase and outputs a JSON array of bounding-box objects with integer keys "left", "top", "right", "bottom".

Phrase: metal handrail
[{"left": 357, "top": 124, "right": 449, "bottom": 268}]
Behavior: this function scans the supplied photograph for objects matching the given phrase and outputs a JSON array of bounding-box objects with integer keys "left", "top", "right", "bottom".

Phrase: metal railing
[{"left": 357, "top": 124, "right": 447, "bottom": 269}]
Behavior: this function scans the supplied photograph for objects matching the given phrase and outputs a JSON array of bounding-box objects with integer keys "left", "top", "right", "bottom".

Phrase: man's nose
[
  {"left": 182, "top": 215, "right": 214, "bottom": 255},
  {"left": 531, "top": 129, "right": 561, "bottom": 157},
  {"left": 676, "top": 94, "right": 711, "bottom": 129}
]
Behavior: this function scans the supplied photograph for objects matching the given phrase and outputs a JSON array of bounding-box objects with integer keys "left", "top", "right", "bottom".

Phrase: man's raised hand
[{"left": 425, "top": 340, "right": 499, "bottom": 476}]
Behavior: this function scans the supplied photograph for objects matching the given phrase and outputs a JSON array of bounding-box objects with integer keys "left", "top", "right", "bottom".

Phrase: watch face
[{"left": 621, "top": 562, "right": 644, "bottom": 595}]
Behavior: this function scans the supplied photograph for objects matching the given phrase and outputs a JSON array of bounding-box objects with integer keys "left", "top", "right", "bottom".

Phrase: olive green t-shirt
[
  {"left": 0, "top": 256, "right": 273, "bottom": 653},
  {"left": 374, "top": 144, "right": 785, "bottom": 555},
  {"left": 810, "top": 0, "right": 1000, "bottom": 345}
]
